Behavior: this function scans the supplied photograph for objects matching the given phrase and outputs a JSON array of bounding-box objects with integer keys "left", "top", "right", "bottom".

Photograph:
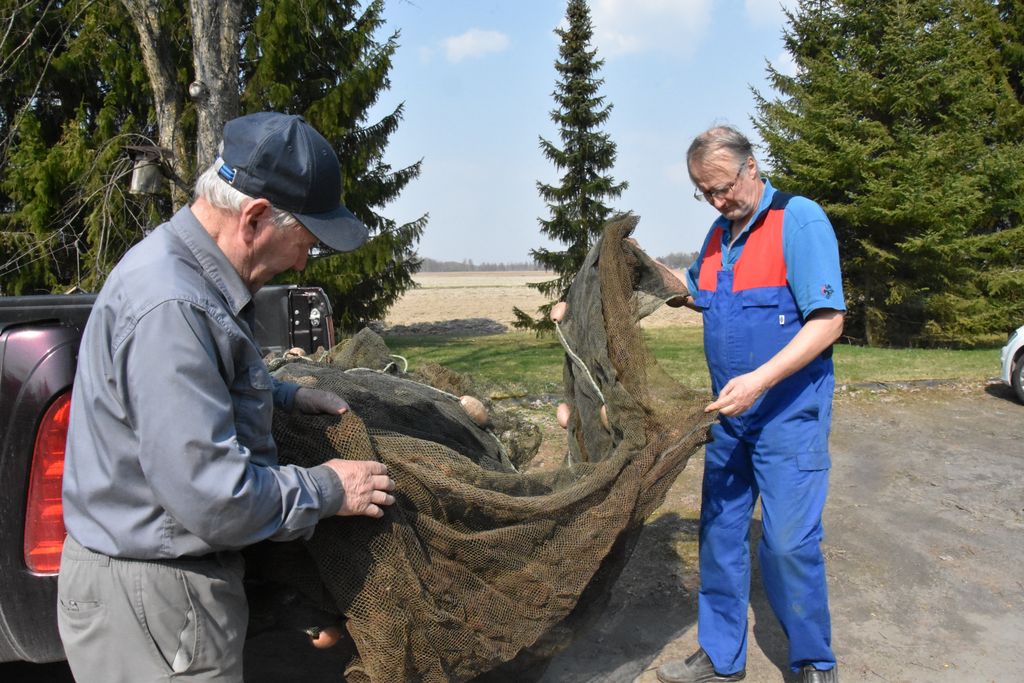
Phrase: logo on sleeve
[{"left": 821, "top": 284, "right": 834, "bottom": 298}]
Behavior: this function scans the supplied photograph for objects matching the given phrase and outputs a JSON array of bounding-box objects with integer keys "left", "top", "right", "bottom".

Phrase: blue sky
[{"left": 372, "top": 0, "right": 799, "bottom": 263}]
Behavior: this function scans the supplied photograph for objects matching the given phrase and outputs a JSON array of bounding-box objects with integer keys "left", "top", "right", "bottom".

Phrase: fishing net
[{"left": 256, "top": 216, "right": 714, "bottom": 682}]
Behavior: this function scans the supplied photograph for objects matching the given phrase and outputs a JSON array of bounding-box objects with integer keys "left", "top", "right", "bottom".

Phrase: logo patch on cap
[{"left": 217, "top": 162, "right": 237, "bottom": 183}]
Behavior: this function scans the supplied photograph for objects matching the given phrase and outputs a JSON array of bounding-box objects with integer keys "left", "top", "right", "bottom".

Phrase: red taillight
[{"left": 24, "top": 391, "right": 70, "bottom": 574}]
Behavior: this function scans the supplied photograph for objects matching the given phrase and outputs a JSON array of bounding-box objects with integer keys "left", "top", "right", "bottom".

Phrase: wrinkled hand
[
  {"left": 294, "top": 387, "right": 349, "bottom": 415},
  {"left": 705, "top": 371, "right": 767, "bottom": 417},
  {"left": 322, "top": 459, "right": 396, "bottom": 518}
]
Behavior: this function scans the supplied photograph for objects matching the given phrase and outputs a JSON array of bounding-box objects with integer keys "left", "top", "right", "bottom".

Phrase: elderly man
[
  {"left": 58, "top": 112, "right": 395, "bottom": 682},
  {"left": 656, "top": 125, "right": 845, "bottom": 683}
]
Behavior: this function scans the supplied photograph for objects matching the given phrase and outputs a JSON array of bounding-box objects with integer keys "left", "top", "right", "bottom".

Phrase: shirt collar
[
  {"left": 168, "top": 206, "right": 252, "bottom": 316},
  {"left": 755, "top": 177, "right": 776, "bottom": 217}
]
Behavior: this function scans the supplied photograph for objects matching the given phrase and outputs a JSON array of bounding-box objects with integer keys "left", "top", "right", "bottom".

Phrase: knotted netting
[{"left": 263, "top": 216, "right": 714, "bottom": 682}]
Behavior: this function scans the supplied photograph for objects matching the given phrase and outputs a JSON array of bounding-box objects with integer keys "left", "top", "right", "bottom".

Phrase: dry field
[{"left": 384, "top": 271, "right": 701, "bottom": 329}]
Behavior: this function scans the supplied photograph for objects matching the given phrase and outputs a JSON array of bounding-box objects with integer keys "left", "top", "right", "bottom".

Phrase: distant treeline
[
  {"left": 657, "top": 251, "right": 699, "bottom": 270},
  {"left": 418, "top": 252, "right": 698, "bottom": 272},
  {"left": 417, "top": 257, "right": 546, "bottom": 272}
]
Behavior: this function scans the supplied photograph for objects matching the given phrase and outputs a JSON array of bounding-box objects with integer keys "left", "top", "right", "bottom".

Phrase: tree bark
[
  {"left": 189, "top": 0, "right": 242, "bottom": 169},
  {"left": 119, "top": 0, "right": 189, "bottom": 208}
]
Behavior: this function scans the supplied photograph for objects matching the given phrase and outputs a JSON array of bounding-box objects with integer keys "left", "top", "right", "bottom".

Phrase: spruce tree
[
  {"left": 513, "top": 0, "right": 627, "bottom": 332},
  {"left": 995, "top": 0, "right": 1024, "bottom": 102},
  {"left": 240, "top": 0, "right": 425, "bottom": 330},
  {"left": 0, "top": 0, "right": 173, "bottom": 295},
  {"left": 0, "top": 0, "right": 423, "bottom": 332},
  {"left": 754, "top": 0, "right": 1024, "bottom": 347}
]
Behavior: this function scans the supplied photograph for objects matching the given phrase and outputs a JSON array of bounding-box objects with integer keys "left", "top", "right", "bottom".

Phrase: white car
[{"left": 1000, "top": 325, "right": 1024, "bottom": 403}]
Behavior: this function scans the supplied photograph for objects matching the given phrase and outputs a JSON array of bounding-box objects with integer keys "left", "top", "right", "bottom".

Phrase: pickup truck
[{"left": 0, "top": 285, "right": 335, "bottom": 664}]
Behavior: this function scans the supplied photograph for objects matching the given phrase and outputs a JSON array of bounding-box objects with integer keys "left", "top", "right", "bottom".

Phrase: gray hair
[
  {"left": 194, "top": 155, "right": 300, "bottom": 231},
  {"left": 686, "top": 125, "right": 756, "bottom": 174}
]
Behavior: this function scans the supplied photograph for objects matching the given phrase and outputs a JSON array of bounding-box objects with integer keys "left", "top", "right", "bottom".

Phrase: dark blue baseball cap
[{"left": 217, "top": 112, "right": 368, "bottom": 252}]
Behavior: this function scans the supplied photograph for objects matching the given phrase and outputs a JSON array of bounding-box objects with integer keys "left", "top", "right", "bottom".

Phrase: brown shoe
[{"left": 656, "top": 649, "right": 746, "bottom": 683}]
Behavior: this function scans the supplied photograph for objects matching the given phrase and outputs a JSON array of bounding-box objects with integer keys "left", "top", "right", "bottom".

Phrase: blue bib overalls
[{"left": 692, "top": 192, "right": 837, "bottom": 674}]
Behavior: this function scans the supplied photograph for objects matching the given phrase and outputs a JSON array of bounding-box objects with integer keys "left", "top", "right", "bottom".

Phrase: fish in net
[{"left": 250, "top": 216, "right": 714, "bottom": 681}]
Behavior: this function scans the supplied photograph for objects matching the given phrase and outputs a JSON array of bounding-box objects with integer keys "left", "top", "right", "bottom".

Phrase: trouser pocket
[
  {"left": 57, "top": 537, "right": 247, "bottom": 682},
  {"left": 135, "top": 555, "right": 248, "bottom": 679},
  {"left": 136, "top": 565, "right": 198, "bottom": 674},
  {"left": 57, "top": 536, "right": 109, "bottom": 661}
]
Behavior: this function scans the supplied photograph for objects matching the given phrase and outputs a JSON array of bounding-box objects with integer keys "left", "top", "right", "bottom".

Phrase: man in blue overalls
[{"left": 656, "top": 126, "right": 845, "bottom": 683}]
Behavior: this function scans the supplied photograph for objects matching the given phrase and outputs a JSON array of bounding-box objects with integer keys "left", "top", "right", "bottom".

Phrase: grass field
[
  {"left": 379, "top": 272, "right": 1000, "bottom": 396},
  {"left": 385, "top": 328, "right": 999, "bottom": 395}
]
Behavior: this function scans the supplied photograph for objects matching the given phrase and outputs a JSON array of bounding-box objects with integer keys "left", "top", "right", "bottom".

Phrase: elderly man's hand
[
  {"left": 294, "top": 387, "right": 349, "bottom": 415},
  {"left": 322, "top": 459, "right": 396, "bottom": 518},
  {"left": 705, "top": 371, "right": 767, "bottom": 417}
]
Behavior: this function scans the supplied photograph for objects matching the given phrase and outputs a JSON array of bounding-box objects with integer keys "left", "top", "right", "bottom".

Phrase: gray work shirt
[{"left": 63, "top": 206, "right": 343, "bottom": 559}]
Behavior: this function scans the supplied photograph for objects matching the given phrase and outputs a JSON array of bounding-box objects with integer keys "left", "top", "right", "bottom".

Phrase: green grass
[
  {"left": 386, "top": 333, "right": 566, "bottom": 395},
  {"left": 385, "top": 328, "right": 1001, "bottom": 397},
  {"left": 831, "top": 343, "right": 998, "bottom": 383}
]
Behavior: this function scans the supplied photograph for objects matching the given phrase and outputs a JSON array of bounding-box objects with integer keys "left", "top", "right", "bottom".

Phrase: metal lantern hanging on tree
[{"left": 124, "top": 145, "right": 171, "bottom": 195}]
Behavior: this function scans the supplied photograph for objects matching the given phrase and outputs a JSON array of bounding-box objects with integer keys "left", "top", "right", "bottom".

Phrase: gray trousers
[{"left": 57, "top": 535, "right": 248, "bottom": 683}]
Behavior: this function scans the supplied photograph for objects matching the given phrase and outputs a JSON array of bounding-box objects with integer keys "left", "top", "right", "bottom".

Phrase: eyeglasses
[
  {"left": 308, "top": 243, "right": 334, "bottom": 259},
  {"left": 693, "top": 165, "right": 744, "bottom": 203}
]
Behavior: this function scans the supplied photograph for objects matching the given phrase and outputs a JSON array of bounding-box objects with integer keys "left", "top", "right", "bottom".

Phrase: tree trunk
[
  {"left": 189, "top": 0, "right": 242, "bottom": 169},
  {"left": 119, "top": 0, "right": 189, "bottom": 208}
]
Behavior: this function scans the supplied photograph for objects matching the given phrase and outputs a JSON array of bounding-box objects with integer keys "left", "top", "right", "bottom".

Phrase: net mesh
[{"left": 263, "top": 217, "right": 714, "bottom": 681}]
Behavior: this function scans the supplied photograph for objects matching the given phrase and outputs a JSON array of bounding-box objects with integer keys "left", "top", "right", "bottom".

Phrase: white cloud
[
  {"left": 443, "top": 29, "right": 510, "bottom": 63},
  {"left": 771, "top": 49, "right": 798, "bottom": 77},
  {"left": 591, "top": 0, "right": 712, "bottom": 59},
  {"left": 744, "top": 0, "right": 799, "bottom": 27}
]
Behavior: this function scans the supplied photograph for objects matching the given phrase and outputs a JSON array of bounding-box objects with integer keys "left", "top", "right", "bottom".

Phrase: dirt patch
[{"left": 539, "top": 381, "right": 1024, "bottom": 682}]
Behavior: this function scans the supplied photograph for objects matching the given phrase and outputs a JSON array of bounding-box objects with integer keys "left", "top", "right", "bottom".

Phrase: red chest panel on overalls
[{"left": 697, "top": 208, "right": 787, "bottom": 293}]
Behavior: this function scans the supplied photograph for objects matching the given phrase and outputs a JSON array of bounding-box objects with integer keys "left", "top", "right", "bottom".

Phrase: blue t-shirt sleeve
[{"left": 782, "top": 197, "right": 846, "bottom": 318}]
